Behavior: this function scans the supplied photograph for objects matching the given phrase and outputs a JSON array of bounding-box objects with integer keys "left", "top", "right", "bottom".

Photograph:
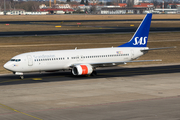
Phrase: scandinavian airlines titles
[
  {"left": 33, "top": 55, "right": 56, "bottom": 59},
  {"left": 133, "top": 37, "right": 147, "bottom": 45}
]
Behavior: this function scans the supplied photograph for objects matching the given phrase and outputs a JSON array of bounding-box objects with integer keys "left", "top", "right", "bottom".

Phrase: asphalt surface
[
  {"left": 0, "top": 64, "right": 180, "bottom": 85},
  {"left": 0, "top": 64, "right": 180, "bottom": 120},
  {"left": 1, "top": 19, "right": 180, "bottom": 24},
  {"left": 1, "top": 19, "right": 180, "bottom": 36},
  {"left": 1, "top": 27, "right": 180, "bottom": 37}
]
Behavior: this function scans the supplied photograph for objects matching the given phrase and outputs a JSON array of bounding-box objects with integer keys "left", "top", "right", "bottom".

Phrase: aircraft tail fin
[{"left": 118, "top": 13, "right": 152, "bottom": 47}]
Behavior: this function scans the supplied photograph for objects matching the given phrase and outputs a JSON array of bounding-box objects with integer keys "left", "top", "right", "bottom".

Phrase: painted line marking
[
  {"left": 32, "top": 78, "right": 42, "bottom": 80},
  {"left": 0, "top": 77, "right": 34, "bottom": 84},
  {"left": 0, "top": 103, "right": 42, "bottom": 120},
  {"left": 0, "top": 75, "right": 64, "bottom": 84},
  {"left": 0, "top": 79, "right": 27, "bottom": 84}
]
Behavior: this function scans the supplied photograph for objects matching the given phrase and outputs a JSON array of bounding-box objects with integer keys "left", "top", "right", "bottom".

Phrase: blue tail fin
[{"left": 118, "top": 13, "right": 152, "bottom": 47}]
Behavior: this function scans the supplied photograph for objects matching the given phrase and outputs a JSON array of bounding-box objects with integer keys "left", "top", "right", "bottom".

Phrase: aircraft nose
[{"left": 4, "top": 62, "right": 12, "bottom": 71}]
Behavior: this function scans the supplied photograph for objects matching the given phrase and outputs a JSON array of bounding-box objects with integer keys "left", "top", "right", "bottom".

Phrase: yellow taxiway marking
[
  {"left": 0, "top": 78, "right": 31, "bottom": 84},
  {"left": 0, "top": 75, "right": 64, "bottom": 84},
  {"left": 0, "top": 103, "right": 43, "bottom": 120},
  {"left": 55, "top": 26, "right": 61, "bottom": 27},
  {"left": 32, "top": 78, "right": 42, "bottom": 80}
]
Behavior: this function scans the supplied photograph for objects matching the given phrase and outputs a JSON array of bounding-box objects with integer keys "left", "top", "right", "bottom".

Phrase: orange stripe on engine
[{"left": 80, "top": 65, "right": 88, "bottom": 75}]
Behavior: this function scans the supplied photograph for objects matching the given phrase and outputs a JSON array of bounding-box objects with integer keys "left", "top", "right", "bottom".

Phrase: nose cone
[{"left": 4, "top": 62, "right": 12, "bottom": 71}]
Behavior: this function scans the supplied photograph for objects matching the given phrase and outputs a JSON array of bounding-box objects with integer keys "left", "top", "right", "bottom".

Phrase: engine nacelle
[{"left": 72, "top": 64, "right": 93, "bottom": 75}]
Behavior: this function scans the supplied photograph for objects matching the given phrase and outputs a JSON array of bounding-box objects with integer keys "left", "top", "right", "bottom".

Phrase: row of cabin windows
[
  {"left": 34, "top": 58, "right": 65, "bottom": 62},
  {"left": 34, "top": 54, "right": 129, "bottom": 62},
  {"left": 72, "top": 54, "right": 129, "bottom": 59}
]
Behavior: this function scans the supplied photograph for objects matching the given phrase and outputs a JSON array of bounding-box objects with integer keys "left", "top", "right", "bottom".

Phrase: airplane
[{"left": 3, "top": 13, "right": 175, "bottom": 79}]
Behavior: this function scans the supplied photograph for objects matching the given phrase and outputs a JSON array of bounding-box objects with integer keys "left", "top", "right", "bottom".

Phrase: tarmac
[{"left": 0, "top": 64, "right": 180, "bottom": 120}]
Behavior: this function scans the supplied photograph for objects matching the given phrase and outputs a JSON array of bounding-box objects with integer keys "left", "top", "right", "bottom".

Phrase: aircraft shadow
[{"left": 0, "top": 64, "right": 179, "bottom": 86}]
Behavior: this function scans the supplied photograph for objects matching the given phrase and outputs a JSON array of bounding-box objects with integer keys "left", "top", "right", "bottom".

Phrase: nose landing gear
[{"left": 14, "top": 72, "right": 24, "bottom": 79}]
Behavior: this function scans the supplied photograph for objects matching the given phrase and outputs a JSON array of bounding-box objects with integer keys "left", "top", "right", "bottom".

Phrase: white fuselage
[{"left": 4, "top": 47, "right": 147, "bottom": 73}]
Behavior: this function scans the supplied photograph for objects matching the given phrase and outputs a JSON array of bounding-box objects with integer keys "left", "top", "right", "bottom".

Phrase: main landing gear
[
  {"left": 20, "top": 75, "right": 24, "bottom": 79},
  {"left": 91, "top": 71, "right": 97, "bottom": 76}
]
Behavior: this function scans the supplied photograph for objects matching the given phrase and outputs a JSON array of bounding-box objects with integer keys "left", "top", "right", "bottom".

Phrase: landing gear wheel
[
  {"left": 91, "top": 71, "right": 97, "bottom": 76},
  {"left": 20, "top": 75, "right": 24, "bottom": 79}
]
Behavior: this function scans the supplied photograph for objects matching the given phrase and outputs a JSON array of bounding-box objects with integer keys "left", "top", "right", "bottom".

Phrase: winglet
[{"left": 118, "top": 13, "right": 152, "bottom": 47}]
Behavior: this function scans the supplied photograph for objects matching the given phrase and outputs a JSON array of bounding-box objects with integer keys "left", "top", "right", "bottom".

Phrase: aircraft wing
[
  {"left": 89, "top": 59, "right": 162, "bottom": 67},
  {"left": 141, "top": 46, "right": 176, "bottom": 52},
  {"left": 70, "top": 59, "right": 162, "bottom": 68}
]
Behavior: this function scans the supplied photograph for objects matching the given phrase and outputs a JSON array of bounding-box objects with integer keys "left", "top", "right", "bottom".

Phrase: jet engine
[{"left": 72, "top": 64, "right": 93, "bottom": 75}]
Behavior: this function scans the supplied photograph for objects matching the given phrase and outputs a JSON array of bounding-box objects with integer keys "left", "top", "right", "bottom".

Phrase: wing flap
[{"left": 90, "top": 59, "right": 162, "bottom": 67}]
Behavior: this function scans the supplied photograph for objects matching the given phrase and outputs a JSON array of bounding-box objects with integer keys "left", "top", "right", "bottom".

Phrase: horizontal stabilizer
[{"left": 141, "top": 46, "right": 176, "bottom": 51}]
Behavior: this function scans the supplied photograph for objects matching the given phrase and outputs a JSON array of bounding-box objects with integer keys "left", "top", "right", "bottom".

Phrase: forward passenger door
[{"left": 27, "top": 55, "right": 33, "bottom": 66}]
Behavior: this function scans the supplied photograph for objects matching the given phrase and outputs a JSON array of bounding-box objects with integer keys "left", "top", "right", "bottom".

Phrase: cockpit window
[{"left": 10, "top": 59, "right": 21, "bottom": 62}]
